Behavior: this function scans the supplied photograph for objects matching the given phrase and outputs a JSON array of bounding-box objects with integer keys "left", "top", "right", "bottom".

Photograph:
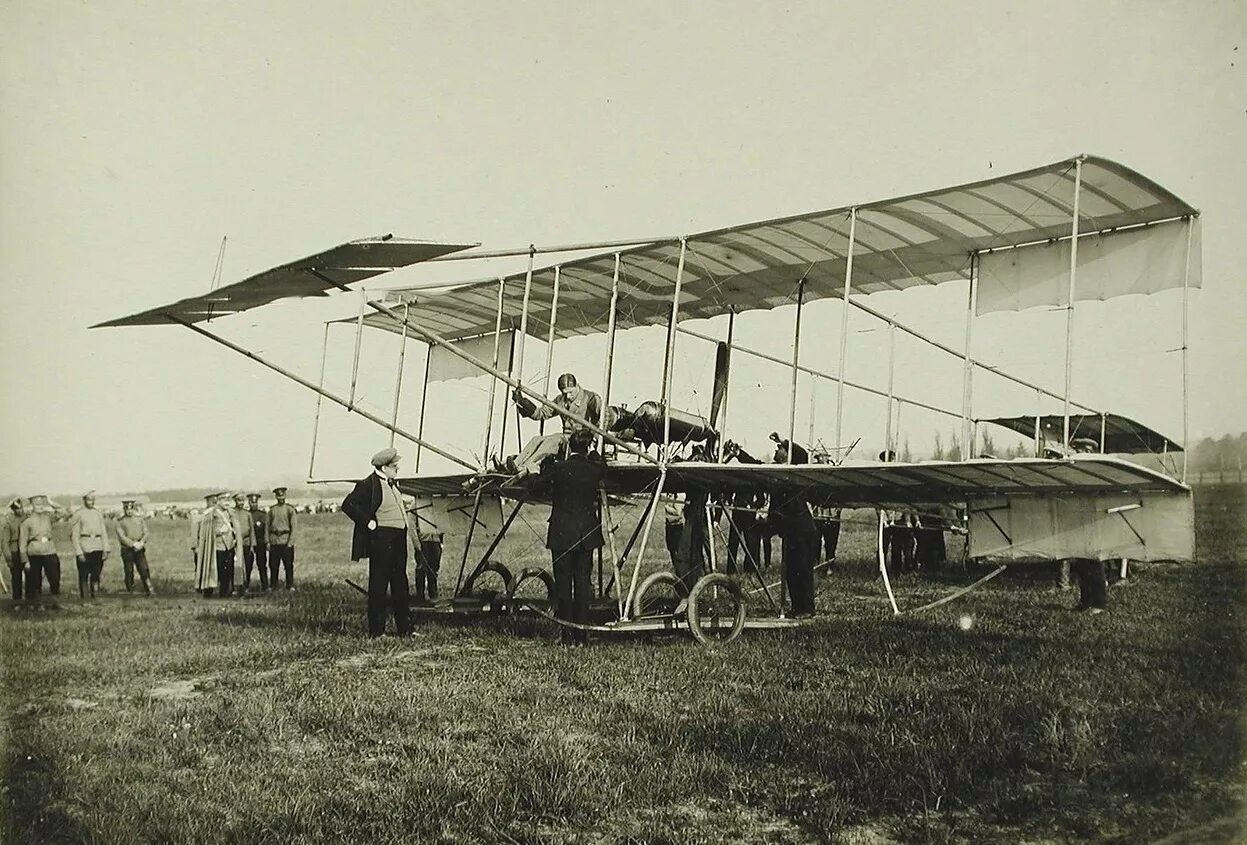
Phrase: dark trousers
[
  {"left": 8, "top": 558, "right": 24, "bottom": 600},
  {"left": 754, "top": 520, "right": 777, "bottom": 569},
  {"left": 367, "top": 527, "right": 410, "bottom": 637},
  {"left": 884, "top": 525, "right": 916, "bottom": 574},
  {"left": 818, "top": 520, "right": 841, "bottom": 563},
  {"left": 552, "top": 547, "right": 593, "bottom": 644},
  {"left": 269, "top": 544, "right": 294, "bottom": 589},
  {"left": 120, "top": 547, "right": 150, "bottom": 590},
  {"left": 726, "top": 512, "right": 762, "bottom": 574},
  {"left": 1072, "top": 558, "right": 1108, "bottom": 609},
  {"left": 77, "top": 550, "right": 104, "bottom": 596},
  {"left": 27, "top": 554, "right": 60, "bottom": 597},
  {"left": 415, "top": 541, "right": 441, "bottom": 600},
  {"left": 915, "top": 527, "right": 946, "bottom": 571},
  {"left": 243, "top": 545, "right": 269, "bottom": 590},
  {"left": 783, "top": 531, "right": 817, "bottom": 616},
  {"left": 216, "top": 550, "right": 235, "bottom": 598},
  {"left": 665, "top": 523, "right": 683, "bottom": 568}
]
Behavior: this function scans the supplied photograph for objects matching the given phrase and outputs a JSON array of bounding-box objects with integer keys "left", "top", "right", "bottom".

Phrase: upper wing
[{"left": 93, "top": 237, "right": 478, "bottom": 328}]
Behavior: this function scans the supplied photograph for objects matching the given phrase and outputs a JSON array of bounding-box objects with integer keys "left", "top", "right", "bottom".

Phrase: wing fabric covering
[
  {"left": 94, "top": 238, "right": 477, "bottom": 328},
  {"left": 980, "top": 413, "right": 1182, "bottom": 454},
  {"left": 360, "top": 156, "right": 1197, "bottom": 343}
]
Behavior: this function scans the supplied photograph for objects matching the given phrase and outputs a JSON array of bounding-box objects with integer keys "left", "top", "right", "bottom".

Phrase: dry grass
[{"left": 2, "top": 485, "right": 1244, "bottom": 844}]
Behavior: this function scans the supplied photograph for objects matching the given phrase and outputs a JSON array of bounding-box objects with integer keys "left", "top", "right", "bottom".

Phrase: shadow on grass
[{"left": 2, "top": 742, "right": 92, "bottom": 845}]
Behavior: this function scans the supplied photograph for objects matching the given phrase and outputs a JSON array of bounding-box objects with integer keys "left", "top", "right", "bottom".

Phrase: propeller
[{"left": 709, "top": 341, "right": 730, "bottom": 430}]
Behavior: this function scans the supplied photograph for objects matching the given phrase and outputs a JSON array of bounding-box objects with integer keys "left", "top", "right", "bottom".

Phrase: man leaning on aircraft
[{"left": 504, "top": 373, "right": 608, "bottom": 478}]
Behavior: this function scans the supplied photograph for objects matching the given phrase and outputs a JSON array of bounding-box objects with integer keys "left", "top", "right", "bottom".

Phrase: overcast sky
[{"left": 2, "top": 1, "right": 1244, "bottom": 495}]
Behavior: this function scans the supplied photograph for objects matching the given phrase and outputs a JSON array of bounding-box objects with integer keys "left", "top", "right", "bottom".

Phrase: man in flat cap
[
  {"left": 341, "top": 448, "right": 412, "bottom": 637},
  {"left": 115, "top": 499, "right": 153, "bottom": 595},
  {"left": 266, "top": 487, "right": 297, "bottom": 590},
  {"left": 230, "top": 493, "right": 256, "bottom": 596},
  {"left": 70, "top": 491, "right": 111, "bottom": 599},
  {"left": 3, "top": 498, "right": 26, "bottom": 601},
  {"left": 245, "top": 493, "right": 269, "bottom": 593},
  {"left": 19, "top": 494, "right": 62, "bottom": 599}
]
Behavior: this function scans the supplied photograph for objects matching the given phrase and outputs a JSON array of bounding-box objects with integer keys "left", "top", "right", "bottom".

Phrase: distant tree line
[{"left": 1187, "top": 433, "right": 1247, "bottom": 475}]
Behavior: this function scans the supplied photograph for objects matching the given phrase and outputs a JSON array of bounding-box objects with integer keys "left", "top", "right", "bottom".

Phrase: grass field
[{"left": 2, "top": 486, "right": 1244, "bottom": 844}]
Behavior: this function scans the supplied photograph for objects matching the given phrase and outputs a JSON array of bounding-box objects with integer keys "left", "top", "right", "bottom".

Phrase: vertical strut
[
  {"left": 308, "top": 321, "right": 331, "bottom": 478},
  {"left": 660, "top": 238, "right": 688, "bottom": 460},
  {"left": 1063, "top": 158, "right": 1084, "bottom": 448},
  {"left": 835, "top": 209, "right": 857, "bottom": 451},
  {"left": 962, "top": 255, "right": 978, "bottom": 459},
  {"left": 348, "top": 287, "right": 366, "bottom": 408},
  {"left": 787, "top": 277, "right": 806, "bottom": 462},
  {"left": 414, "top": 345, "right": 432, "bottom": 472},
  {"left": 389, "top": 303, "right": 410, "bottom": 448},
  {"left": 599, "top": 254, "right": 620, "bottom": 454},
  {"left": 885, "top": 318, "right": 896, "bottom": 456},
  {"left": 481, "top": 277, "right": 507, "bottom": 466},
  {"left": 540, "top": 266, "right": 561, "bottom": 435},
  {"left": 1180, "top": 216, "right": 1194, "bottom": 482}
]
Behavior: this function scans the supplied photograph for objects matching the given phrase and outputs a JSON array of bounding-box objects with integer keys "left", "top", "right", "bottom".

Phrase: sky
[{"left": 1, "top": 0, "right": 1244, "bottom": 495}]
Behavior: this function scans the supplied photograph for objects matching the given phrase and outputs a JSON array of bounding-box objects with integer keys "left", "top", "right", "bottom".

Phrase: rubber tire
[
  {"left": 686, "top": 573, "right": 746, "bottom": 646},
  {"left": 507, "top": 567, "right": 555, "bottom": 610},
  {"left": 632, "top": 571, "right": 687, "bottom": 619},
  {"left": 462, "top": 561, "right": 514, "bottom": 603}
]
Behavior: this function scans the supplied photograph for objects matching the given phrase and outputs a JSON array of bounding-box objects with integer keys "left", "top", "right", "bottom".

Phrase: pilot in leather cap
[
  {"left": 371, "top": 447, "right": 401, "bottom": 468},
  {"left": 1070, "top": 437, "right": 1098, "bottom": 453}
]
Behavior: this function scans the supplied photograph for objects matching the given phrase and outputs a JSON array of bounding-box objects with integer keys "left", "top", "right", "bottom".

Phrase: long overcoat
[
  {"left": 341, "top": 474, "right": 385, "bottom": 561},
  {"left": 542, "top": 453, "right": 606, "bottom": 553}
]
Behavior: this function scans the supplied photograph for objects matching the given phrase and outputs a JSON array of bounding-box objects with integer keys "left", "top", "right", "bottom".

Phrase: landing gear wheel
[
  {"left": 507, "top": 567, "right": 555, "bottom": 611},
  {"left": 686, "top": 573, "right": 746, "bottom": 646},
  {"left": 632, "top": 571, "right": 687, "bottom": 619},
  {"left": 462, "top": 561, "right": 514, "bottom": 611}
]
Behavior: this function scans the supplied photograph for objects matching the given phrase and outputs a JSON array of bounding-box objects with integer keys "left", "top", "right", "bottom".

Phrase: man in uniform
[
  {"left": 3, "top": 498, "right": 26, "bottom": 601},
  {"left": 70, "top": 491, "right": 111, "bottom": 598},
  {"left": 413, "top": 518, "right": 442, "bottom": 606},
  {"left": 341, "top": 448, "right": 412, "bottom": 637},
  {"left": 507, "top": 373, "right": 607, "bottom": 478},
  {"left": 195, "top": 492, "right": 238, "bottom": 598},
  {"left": 267, "top": 487, "right": 297, "bottom": 590},
  {"left": 115, "top": 499, "right": 153, "bottom": 595},
  {"left": 230, "top": 493, "right": 256, "bottom": 595},
  {"left": 20, "top": 494, "right": 61, "bottom": 599},
  {"left": 246, "top": 493, "right": 269, "bottom": 592},
  {"left": 537, "top": 429, "right": 605, "bottom": 645}
]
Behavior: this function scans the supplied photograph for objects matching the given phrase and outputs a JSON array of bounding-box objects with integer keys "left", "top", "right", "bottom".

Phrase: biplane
[{"left": 96, "top": 154, "right": 1200, "bottom": 643}]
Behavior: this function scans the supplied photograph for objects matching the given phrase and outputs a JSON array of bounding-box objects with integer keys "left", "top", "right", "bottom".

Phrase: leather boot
[{"left": 141, "top": 577, "right": 153, "bottom": 596}]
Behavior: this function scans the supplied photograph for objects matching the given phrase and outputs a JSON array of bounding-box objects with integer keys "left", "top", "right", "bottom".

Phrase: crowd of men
[
  {"left": 192, "top": 488, "right": 298, "bottom": 598},
  {"left": 2, "top": 492, "right": 153, "bottom": 601},
  {"left": 1, "top": 487, "right": 304, "bottom": 604}
]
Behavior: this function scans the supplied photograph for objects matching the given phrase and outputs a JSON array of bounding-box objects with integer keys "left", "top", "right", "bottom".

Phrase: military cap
[
  {"left": 28, "top": 494, "right": 51, "bottom": 509},
  {"left": 246, "top": 492, "right": 261, "bottom": 501},
  {"left": 8, "top": 497, "right": 24, "bottom": 511},
  {"left": 371, "top": 447, "right": 400, "bottom": 468},
  {"left": 122, "top": 499, "right": 136, "bottom": 505},
  {"left": 203, "top": 492, "right": 219, "bottom": 502},
  {"left": 232, "top": 492, "right": 246, "bottom": 502},
  {"left": 272, "top": 486, "right": 288, "bottom": 495}
]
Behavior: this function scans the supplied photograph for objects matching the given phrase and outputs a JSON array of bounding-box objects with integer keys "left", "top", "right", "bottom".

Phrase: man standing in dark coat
[
  {"left": 770, "top": 437, "right": 818, "bottom": 617},
  {"left": 341, "top": 448, "right": 412, "bottom": 637},
  {"left": 539, "top": 429, "right": 605, "bottom": 645}
]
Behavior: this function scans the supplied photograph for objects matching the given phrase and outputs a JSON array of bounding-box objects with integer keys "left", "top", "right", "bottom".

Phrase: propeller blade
[{"left": 709, "top": 342, "right": 730, "bottom": 428}]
